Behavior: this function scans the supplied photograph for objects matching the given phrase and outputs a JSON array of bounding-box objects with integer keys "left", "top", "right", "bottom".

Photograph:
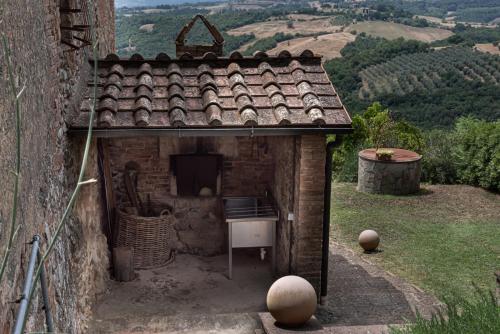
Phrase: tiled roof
[{"left": 71, "top": 50, "right": 352, "bottom": 131}]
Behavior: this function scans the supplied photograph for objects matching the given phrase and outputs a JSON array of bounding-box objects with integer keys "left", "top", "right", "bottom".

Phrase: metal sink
[{"left": 223, "top": 196, "right": 278, "bottom": 279}]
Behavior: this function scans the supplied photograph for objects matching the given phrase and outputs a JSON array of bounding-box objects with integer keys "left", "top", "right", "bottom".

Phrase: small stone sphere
[
  {"left": 266, "top": 275, "right": 317, "bottom": 327},
  {"left": 358, "top": 229, "right": 380, "bottom": 251}
]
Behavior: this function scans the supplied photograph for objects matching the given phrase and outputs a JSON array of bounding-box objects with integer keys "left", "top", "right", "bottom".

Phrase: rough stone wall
[
  {"left": 357, "top": 157, "right": 421, "bottom": 195},
  {"left": 107, "top": 136, "right": 274, "bottom": 256},
  {"left": 0, "top": 1, "right": 114, "bottom": 333},
  {"left": 293, "top": 135, "right": 326, "bottom": 294}
]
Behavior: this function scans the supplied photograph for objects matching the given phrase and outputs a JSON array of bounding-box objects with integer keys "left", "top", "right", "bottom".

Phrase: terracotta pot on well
[{"left": 375, "top": 148, "right": 394, "bottom": 161}]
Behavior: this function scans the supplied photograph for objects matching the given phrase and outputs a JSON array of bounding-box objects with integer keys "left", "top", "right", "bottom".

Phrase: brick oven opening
[{"left": 170, "top": 154, "right": 222, "bottom": 197}]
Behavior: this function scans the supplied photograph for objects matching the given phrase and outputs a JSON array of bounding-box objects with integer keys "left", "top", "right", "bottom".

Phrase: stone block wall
[
  {"left": 357, "top": 157, "right": 421, "bottom": 195},
  {"left": 0, "top": 1, "right": 114, "bottom": 332}
]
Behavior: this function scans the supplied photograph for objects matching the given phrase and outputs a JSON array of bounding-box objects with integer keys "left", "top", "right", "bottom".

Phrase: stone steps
[
  {"left": 88, "top": 312, "right": 263, "bottom": 334},
  {"left": 259, "top": 313, "right": 393, "bottom": 334},
  {"left": 322, "top": 324, "right": 391, "bottom": 334},
  {"left": 89, "top": 311, "right": 396, "bottom": 334}
]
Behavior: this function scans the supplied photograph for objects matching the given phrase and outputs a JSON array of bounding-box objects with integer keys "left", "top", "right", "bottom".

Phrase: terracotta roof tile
[{"left": 73, "top": 50, "right": 351, "bottom": 130}]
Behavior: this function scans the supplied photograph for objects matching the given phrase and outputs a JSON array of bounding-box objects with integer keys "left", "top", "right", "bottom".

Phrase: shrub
[
  {"left": 332, "top": 102, "right": 425, "bottom": 182},
  {"left": 421, "top": 130, "right": 457, "bottom": 184},
  {"left": 453, "top": 117, "right": 500, "bottom": 192},
  {"left": 390, "top": 120, "right": 425, "bottom": 153},
  {"left": 390, "top": 289, "right": 500, "bottom": 334},
  {"left": 364, "top": 102, "right": 394, "bottom": 149},
  {"left": 333, "top": 142, "right": 364, "bottom": 182}
]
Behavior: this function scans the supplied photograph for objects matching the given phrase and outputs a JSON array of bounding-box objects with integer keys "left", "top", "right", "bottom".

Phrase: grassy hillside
[
  {"left": 331, "top": 183, "right": 500, "bottom": 299},
  {"left": 345, "top": 21, "right": 453, "bottom": 42},
  {"left": 268, "top": 32, "right": 355, "bottom": 60}
]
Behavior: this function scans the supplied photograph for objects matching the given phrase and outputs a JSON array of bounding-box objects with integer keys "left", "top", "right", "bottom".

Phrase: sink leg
[
  {"left": 228, "top": 222, "right": 232, "bottom": 280},
  {"left": 272, "top": 221, "right": 276, "bottom": 276}
]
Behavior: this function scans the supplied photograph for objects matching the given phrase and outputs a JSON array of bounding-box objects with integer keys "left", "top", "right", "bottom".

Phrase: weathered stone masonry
[{"left": 0, "top": 1, "right": 114, "bottom": 333}]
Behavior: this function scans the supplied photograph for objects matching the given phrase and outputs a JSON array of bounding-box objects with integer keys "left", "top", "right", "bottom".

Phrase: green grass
[
  {"left": 331, "top": 183, "right": 500, "bottom": 300},
  {"left": 390, "top": 289, "right": 500, "bottom": 334}
]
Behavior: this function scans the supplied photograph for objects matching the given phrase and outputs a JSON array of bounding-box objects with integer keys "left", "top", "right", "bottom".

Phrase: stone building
[
  {"left": 0, "top": 4, "right": 351, "bottom": 333},
  {"left": 0, "top": 1, "right": 114, "bottom": 333}
]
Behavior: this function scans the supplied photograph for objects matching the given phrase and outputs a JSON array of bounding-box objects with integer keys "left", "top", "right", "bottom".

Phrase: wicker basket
[{"left": 115, "top": 206, "right": 176, "bottom": 269}]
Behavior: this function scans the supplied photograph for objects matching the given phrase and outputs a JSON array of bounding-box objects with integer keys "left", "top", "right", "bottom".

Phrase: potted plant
[
  {"left": 364, "top": 103, "right": 395, "bottom": 159},
  {"left": 375, "top": 148, "right": 394, "bottom": 161}
]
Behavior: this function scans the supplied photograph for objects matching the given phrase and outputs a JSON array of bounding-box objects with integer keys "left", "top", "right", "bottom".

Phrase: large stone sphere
[
  {"left": 266, "top": 275, "right": 317, "bottom": 327},
  {"left": 359, "top": 229, "right": 380, "bottom": 251}
]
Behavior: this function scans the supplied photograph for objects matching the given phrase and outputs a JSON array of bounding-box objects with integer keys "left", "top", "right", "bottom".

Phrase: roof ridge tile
[
  {"left": 198, "top": 64, "right": 223, "bottom": 126},
  {"left": 259, "top": 61, "right": 291, "bottom": 124},
  {"left": 228, "top": 62, "right": 258, "bottom": 126}
]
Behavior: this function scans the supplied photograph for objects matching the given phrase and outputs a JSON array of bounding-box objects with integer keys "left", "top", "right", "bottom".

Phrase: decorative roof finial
[{"left": 175, "top": 15, "right": 225, "bottom": 58}]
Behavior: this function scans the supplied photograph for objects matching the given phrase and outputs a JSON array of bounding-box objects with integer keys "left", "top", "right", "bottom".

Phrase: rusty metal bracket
[
  {"left": 60, "top": 3, "right": 91, "bottom": 51},
  {"left": 175, "top": 14, "right": 225, "bottom": 58}
]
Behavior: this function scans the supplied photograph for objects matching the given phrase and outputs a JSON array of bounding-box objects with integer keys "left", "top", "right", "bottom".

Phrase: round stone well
[{"left": 357, "top": 148, "right": 422, "bottom": 195}]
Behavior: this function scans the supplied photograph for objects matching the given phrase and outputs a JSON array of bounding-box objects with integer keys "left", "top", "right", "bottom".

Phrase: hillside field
[
  {"left": 233, "top": 19, "right": 453, "bottom": 57},
  {"left": 331, "top": 183, "right": 500, "bottom": 299},
  {"left": 345, "top": 21, "right": 453, "bottom": 42},
  {"left": 267, "top": 32, "right": 355, "bottom": 59},
  {"left": 227, "top": 15, "right": 343, "bottom": 39},
  {"left": 359, "top": 46, "right": 500, "bottom": 100},
  {"left": 476, "top": 43, "right": 500, "bottom": 55}
]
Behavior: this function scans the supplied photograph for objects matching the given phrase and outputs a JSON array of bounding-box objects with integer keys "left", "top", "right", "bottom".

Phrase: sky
[{"left": 115, "top": 0, "right": 220, "bottom": 8}]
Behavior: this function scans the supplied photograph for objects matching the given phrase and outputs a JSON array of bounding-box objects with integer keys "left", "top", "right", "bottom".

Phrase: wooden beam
[
  {"left": 99, "top": 139, "right": 117, "bottom": 245},
  {"left": 73, "top": 35, "right": 91, "bottom": 46},
  {"left": 60, "top": 8, "right": 82, "bottom": 13},
  {"left": 60, "top": 25, "right": 89, "bottom": 32},
  {"left": 61, "top": 39, "right": 80, "bottom": 50}
]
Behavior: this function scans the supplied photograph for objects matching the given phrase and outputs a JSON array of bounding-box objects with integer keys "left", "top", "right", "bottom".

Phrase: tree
[{"left": 363, "top": 102, "right": 393, "bottom": 149}]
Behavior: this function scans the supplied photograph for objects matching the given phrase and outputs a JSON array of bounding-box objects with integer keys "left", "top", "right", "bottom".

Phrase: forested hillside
[
  {"left": 324, "top": 33, "right": 500, "bottom": 128},
  {"left": 115, "top": 1, "right": 500, "bottom": 129},
  {"left": 115, "top": 4, "right": 311, "bottom": 57},
  {"left": 364, "top": 0, "right": 500, "bottom": 23}
]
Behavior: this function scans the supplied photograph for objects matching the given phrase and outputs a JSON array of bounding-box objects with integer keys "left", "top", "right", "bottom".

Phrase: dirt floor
[
  {"left": 89, "top": 249, "right": 273, "bottom": 333},
  {"left": 89, "top": 242, "right": 440, "bottom": 333},
  {"left": 267, "top": 32, "right": 355, "bottom": 60}
]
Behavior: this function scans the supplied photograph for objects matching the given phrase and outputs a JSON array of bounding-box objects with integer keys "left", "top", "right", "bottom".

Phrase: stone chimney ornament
[{"left": 175, "top": 15, "right": 225, "bottom": 58}]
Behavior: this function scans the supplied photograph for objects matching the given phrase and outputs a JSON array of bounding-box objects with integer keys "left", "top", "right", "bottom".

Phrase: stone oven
[{"left": 68, "top": 17, "right": 352, "bottom": 299}]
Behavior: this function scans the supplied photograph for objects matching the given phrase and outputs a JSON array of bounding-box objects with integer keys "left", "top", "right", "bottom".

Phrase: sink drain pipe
[{"left": 320, "top": 138, "right": 342, "bottom": 304}]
